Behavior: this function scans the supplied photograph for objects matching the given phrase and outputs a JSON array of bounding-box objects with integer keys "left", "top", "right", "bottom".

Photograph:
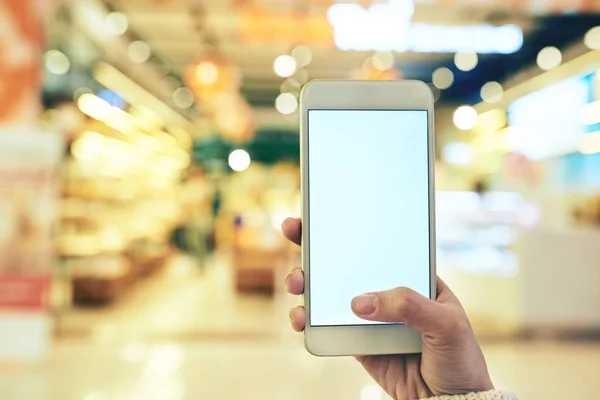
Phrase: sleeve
[{"left": 422, "top": 390, "right": 518, "bottom": 400}]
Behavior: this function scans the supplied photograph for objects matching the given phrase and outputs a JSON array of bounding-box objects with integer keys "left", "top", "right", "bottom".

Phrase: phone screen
[{"left": 307, "top": 109, "right": 431, "bottom": 327}]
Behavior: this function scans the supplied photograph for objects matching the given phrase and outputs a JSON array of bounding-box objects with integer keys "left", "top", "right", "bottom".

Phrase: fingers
[
  {"left": 285, "top": 268, "right": 304, "bottom": 295},
  {"left": 289, "top": 306, "right": 306, "bottom": 332},
  {"left": 281, "top": 218, "right": 301, "bottom": 246},
  {"left": 351, "top": 287, "right": 457, "bottom": 335}
]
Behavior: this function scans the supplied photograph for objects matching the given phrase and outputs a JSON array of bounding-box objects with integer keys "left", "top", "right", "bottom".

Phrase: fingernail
[{"left": 352, "top": 294, "right": 378, "bottom": 315}]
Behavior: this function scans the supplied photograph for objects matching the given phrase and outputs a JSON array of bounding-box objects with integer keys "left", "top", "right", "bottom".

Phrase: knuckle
[{"left": 390, "top": 287, "right": 415, "bottom": 319}]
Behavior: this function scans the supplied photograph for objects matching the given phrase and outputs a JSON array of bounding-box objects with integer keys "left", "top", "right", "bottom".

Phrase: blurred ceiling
[{"left": 108, "top": 1, "right": 600, "bottom": 106}]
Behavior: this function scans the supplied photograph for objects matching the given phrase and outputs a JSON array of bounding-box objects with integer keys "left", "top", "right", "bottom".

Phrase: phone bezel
[{"left": 299, "top": 80, "right": 437, "bottom": 356}]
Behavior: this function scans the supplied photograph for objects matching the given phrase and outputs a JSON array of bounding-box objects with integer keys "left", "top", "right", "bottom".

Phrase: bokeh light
[
  {"left": 584, "top": 26, "right": 600, "bottom": 50},
  {"left": 45, "top": 50, "right": 70, "bottom": 75},
  {"left": 128, "top": 41, "right": 151, "bottom": 63},
  {"left": 275, "top": 93, "right": 298, "bottom": 115},
  {"left": 453, "top": 105, "right": 478, "bottom": 130},
  {"left": 228, "top": 149, "right": 251, "bottom": 172},
  {"left": 432, "top": 67, "right": 454, "bottom": 90},
  {"left": 537, "top": 46, "right": 562, "bottom": 71},
  {"left": 454, "top": 51, "right": 478, "bottom": 72},
  {"left": 195, "top": 61, "right": 219, "bottom": 85},
  {"left": 273, "top": 55, "right": 297, "bottom": 78},
  {"left": 105, "top": 12, "right": 128, "bottom": 36},
  {"left": 172, "top": 87, "right": 194, "bottom": 109},
  {"left": 481, "top": 81, "right": 504, "bottom": 103},
  {"left": 291, "top": 46, "right": 313, "bottom": 67}
]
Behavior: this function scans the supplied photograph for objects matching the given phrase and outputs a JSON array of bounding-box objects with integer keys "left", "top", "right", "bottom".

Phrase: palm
[{"left": 358, "top": 354, "right": 432, "bottom": 400}]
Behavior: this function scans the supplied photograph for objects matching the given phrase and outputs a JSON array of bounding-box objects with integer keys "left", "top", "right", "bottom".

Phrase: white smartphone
[{"left": 299, "top": 80, "right": 436, "bottom": 357}]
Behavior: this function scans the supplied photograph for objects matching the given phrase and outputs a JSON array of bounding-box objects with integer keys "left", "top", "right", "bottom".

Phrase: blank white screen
[{"left": 308, "top": 110, "right": 431, "bottom": 326}]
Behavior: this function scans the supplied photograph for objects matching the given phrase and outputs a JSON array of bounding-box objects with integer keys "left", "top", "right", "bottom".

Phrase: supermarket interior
[{"left": 1, "top": 0, "right": 600, "bottom": 399}]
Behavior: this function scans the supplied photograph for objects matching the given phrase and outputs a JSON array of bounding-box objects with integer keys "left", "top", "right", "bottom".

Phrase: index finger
[{"left": 281, "top": 218, "right": 301, "bottom": 246}]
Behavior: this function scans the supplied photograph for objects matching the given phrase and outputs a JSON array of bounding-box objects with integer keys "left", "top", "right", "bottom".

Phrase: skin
[{"left": 282, "top": 217, "right": 495, "bottom": 400}]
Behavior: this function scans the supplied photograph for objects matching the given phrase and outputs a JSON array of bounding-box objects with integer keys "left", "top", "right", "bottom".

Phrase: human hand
[{"left": 282, "top": 218, "right": 494, "bottom": 400}]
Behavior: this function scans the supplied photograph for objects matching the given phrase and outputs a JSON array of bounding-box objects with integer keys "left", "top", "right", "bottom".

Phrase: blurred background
[{"left": 1, "top": 0, "right": 600, "bottom": 399}]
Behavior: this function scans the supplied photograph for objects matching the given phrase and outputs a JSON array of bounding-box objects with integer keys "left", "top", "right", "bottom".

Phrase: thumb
[{"left": 351, "top": 287, "right": 450, "bottom": 335}]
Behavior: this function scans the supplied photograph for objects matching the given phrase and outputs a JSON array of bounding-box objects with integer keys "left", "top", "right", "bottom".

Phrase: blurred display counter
[
  {"left": 233, "top": 223, "right": 291, "bottom": 295},
  {"left": 442, "top": 228, "right": 600, "bottom": 337},
  {"left": 64, "top": 241, "right": 174, "bottom": 305}
]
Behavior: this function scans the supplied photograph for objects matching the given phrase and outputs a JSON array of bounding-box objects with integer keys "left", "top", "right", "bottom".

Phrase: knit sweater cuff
[{"left": 423, "top": 390, "right": 517, "bottom": 400}]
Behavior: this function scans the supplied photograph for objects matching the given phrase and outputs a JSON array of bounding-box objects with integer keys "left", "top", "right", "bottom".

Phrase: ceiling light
[
  {"left": 275, "top": 93, "right": 298, "bottom": 115},
  {"left": 128, "top": 41, "right": 151, "bottom": 63},
  {"left": 536, "top": 46, "right": 562, "bottom": 71},
  {"left": 291, "top": 46, "right": 313, "bottom": 67},
  {"left": 454, "top": 51, "right": 478, "bottom": 72},
  {"left": 274, "top": 55, "right": 297, "bottom": 78},
  {"left": 480, "top": 81, "right": 504, "bottom": 103},
  {"left": 45, "top": 50, "right": 70, "bottom": 75},
  {"left": 584, "top": 26, "right": 600, "bottom": 50},
  {"left": 105, "top": 12, "right": 128, "bottom": 36},
  {"left": 453, "top": 106, "right": 478, "bottom": 130},
  {"left": 228, "top": 149, "right": 251, "bottom": 172},
  {"left": 432, "top": 67, "right": 454, "bottom": 90}
]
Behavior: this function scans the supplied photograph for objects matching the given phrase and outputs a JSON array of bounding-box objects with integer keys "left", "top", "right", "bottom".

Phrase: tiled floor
[{"left": 2, "top": 255, "right": 599, "bottom": 400}]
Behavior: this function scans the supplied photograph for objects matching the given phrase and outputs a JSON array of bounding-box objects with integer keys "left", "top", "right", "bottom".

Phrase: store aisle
[{"left": 55, "top": 253, "right": 295, "bottom": 342}]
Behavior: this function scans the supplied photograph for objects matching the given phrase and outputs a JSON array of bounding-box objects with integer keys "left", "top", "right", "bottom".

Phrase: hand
[{"left": 281, "top": 218, "right": 494, "bottom": 400}]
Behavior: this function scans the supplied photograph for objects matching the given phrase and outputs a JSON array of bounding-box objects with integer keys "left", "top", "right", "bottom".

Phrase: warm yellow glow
[
  {"left": 195, "top": 61, "right": 219, "bottom": 85},
  {"left": 473, "top": 127, "right": 514, "bottom": 154},
  {"left": 371, "top": 51, "right": 394, "bottom": 71},
  {"left": 582, "top": 101, "right": 600, "bottom": 125},
  {"left": 579, "top": 131, "right": 600, "bottom": 154},
  {"left": 77, "top": 93, "right": 135, "bottom": 134},
  {"left": 476, "top": 109, "right": 507, "bottom": 133}
]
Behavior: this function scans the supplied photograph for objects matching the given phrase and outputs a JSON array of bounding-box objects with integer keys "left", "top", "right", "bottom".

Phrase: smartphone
[{"left": 299, "top": 80, "right": 436, "bottom": 356}]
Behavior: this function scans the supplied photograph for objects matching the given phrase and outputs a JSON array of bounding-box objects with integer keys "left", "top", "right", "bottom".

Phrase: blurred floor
[
  {"left": 1, "top": 256, "right": 599, "bottom": 400},
  {"left": 1, "top": 338, "right": 599, "bottom": 400},
  {"left": 54, "top": 254, "right": 292, "bottom": 341}
]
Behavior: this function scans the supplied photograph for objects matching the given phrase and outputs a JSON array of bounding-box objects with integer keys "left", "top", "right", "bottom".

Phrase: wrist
[{"left": 423, "top": 389, "right": 516, "bottom": 400}]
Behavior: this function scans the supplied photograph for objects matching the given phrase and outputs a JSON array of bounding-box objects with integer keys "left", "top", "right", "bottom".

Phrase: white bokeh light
[
  {"left": 173, "top": 87, "right": 194, "bottom": 109},
  {"left": 45, "top": 50, "right": 70, "bottom": 75},
  {"left": 105, "top": 12, "right": 128, "bottom": 36},
  {"left": 274, "top": 55, "right": 297, "bottom": 78},
  {"left": 480, "top": 81, "right": 504, "bottom": 103},
  {"left": 372, "top": 51, "right": 395, "bottom": 70},
  {"left": 228, "top": 149, "right": 251, "bottom": 172},
  {"left": 275, "top": 93, "right": 298, "bottom": 115},
  {"left": 584, "top": 26, "right": 600, "bottom": 50},
  {"left": 128, "top": 41, "right": 151, "bottom": 63},
  {"left": 453, "top": 106, "right": 478, "bottom": 130},
  {"left": 454, "top": 51, "right": 478, "bottom": 72},
  {"left": 432, "top": 67, "right": 454, "bottom": 90},
  {"left": 537, "top": 46, "right": 562, "bottom": 71},
  {"left": 291, "top": 46, "right": 313, "bottom": 67}
]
